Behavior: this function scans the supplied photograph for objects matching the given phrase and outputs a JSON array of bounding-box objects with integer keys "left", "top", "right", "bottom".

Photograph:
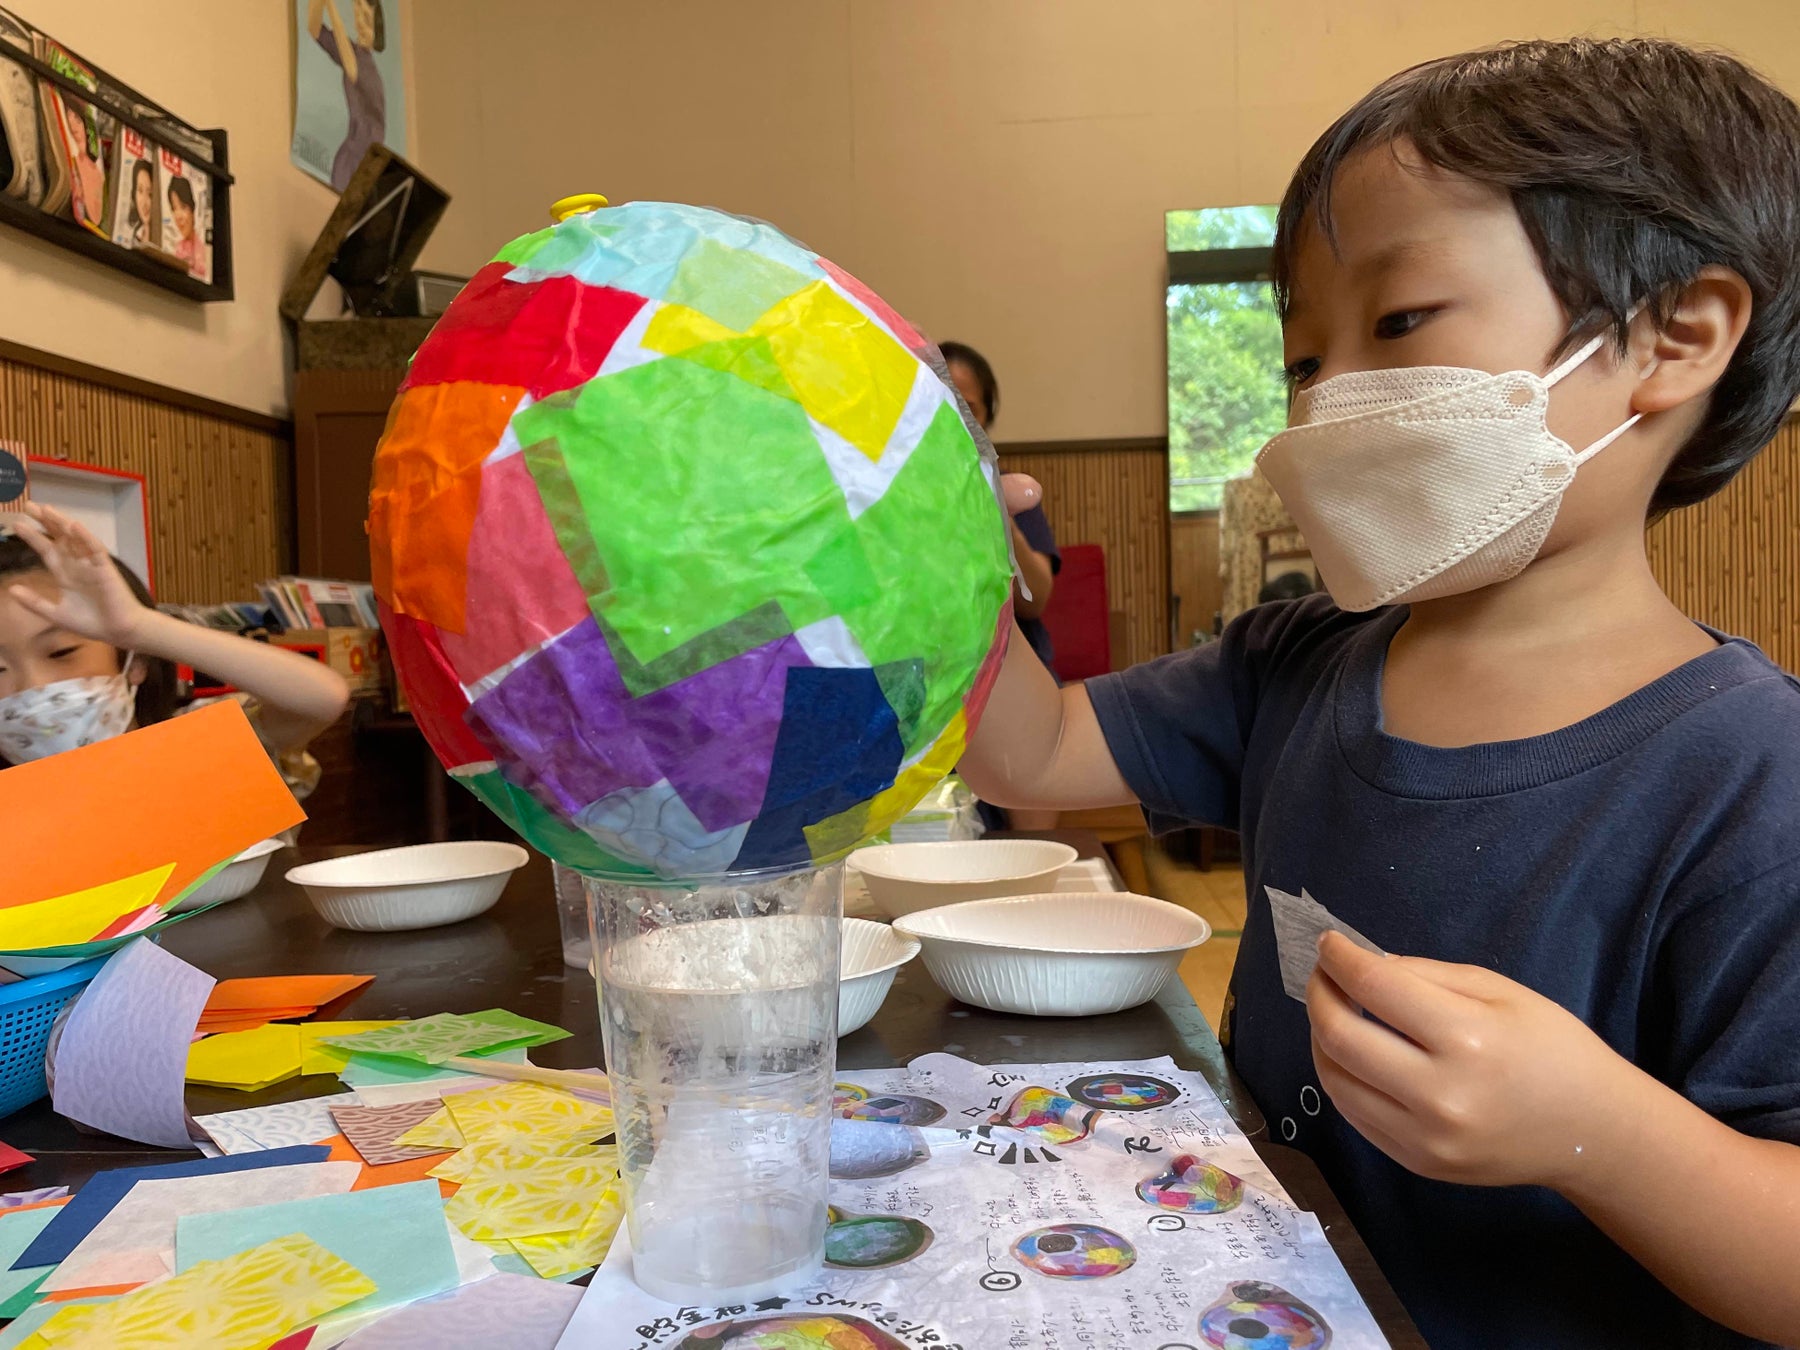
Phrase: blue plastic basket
[{"left": 0, "top": 957, "right": 107, "bottom": 1120}]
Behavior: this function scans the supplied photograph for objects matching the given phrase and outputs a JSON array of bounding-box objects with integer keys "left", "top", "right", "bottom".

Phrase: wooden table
[{"left": 0, "top": 838, "right": 1424, "bottom": 1347}]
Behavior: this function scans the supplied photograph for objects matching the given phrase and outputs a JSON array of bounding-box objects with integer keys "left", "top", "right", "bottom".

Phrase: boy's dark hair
[
  {"left": 167, "top": 174, "right": 195, "bottom": 212},
  {"left": 939, "top": 341, "right": 999, "bottom": 426},
  {"left": 0, "top": 534, "right": 179, "bottom": 745},
  {"left": 1272, "top": 38, "right": 1800, "bottom": 513}
]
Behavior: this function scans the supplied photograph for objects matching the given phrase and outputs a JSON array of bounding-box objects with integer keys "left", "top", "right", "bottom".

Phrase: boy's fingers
[
  {"left": 5, "top": 583, "right": 55, "bottom": 620},
  {"left": 1000, "top": 473, "right": 1041, "bottom": 514},
  {"left": 1306, "top": 965, "right": 1431, "bottom": 1093},
  {"left": 1316, "top": 932, "right": 1470, "bottom": 1050},
  {"left": 0, "top": 514, "right": 56, "bottom": 568}
]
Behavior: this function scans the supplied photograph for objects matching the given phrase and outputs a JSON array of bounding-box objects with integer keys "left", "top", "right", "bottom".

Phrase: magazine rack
[{"left": 0, "top": 30, "right": 233, "bottom": 303}]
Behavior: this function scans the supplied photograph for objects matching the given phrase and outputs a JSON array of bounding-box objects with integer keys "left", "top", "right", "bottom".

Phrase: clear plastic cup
[
  {"left": 584, "top": 862, "right": 843, "bottom": 1305},
  {"left": 551, "top": 862, "right": 591, "bottom": 971}
]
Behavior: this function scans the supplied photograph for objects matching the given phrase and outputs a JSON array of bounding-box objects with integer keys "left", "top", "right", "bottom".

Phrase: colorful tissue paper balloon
[{"left": 368, "top": 198, "right": 1015, "bottom": 878}]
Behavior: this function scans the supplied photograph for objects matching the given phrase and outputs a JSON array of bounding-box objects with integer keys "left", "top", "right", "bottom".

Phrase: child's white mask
[
  {"left": 0, "top": 660, "right": 136, "bottom": 763},
  {"left": 1255, "top": 331, "right": 1639, "bottom": 611}
]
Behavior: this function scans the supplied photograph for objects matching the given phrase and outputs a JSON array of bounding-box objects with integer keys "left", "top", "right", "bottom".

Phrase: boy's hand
[
  {"left": 1, "top": 503, "right": 152, "bottom": 649},
  {"left": 1306, "top": 932, "right": 1624, "bottom": 1189}
]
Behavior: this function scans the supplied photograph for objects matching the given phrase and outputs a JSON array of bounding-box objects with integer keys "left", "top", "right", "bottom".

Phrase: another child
[
  {"left": 964, "top": 38, "right": 1800, "bottom": 1349},
  {"left": 0, "top": 504, "right": 349, "bottom": 797}
]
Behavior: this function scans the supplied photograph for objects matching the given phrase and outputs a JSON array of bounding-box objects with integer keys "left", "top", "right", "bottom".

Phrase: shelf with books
[{"left": 0, "top": 13, "right": 233, "bottom": 302}]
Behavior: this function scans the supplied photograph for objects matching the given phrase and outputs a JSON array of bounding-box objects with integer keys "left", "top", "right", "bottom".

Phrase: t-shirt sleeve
[
  {"left": 1084, "top": 596, "right": 1335, "bottom": 834},
  {"left": 1012, "top": 505, "right": 1061, "bottom": 574},
  {"left": 1663, "top": 852, "right": 1800, "bottom": 1143}
]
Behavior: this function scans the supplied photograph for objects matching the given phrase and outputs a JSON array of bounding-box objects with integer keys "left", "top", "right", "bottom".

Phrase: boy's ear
[{"left": 1629, "top": 265, "right": 1753, "bottom": 417}]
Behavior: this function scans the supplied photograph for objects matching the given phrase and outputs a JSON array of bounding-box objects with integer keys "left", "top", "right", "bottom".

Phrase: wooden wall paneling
[
  {"left": 1169, "top": 513, "right": 1221, "bottom": 646},
  {"left": 1647, "top": 420, "right": 1800, "bottom": 672},
  {"left": 0, "top": 350, "right": 289, "bottom": 603},
  {"left": 996, "top": 438, "right": 1170, "bottom": 668}
]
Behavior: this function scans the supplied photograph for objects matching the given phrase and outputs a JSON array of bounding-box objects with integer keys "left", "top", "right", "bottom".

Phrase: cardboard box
[{"left": 272, "top": 626, "right": 386, "bottom": 696}]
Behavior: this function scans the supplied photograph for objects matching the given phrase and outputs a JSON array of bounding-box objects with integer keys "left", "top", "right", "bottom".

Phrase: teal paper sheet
[{"left": 174, "top": 1180, "right": 457, "bottom": 1321}]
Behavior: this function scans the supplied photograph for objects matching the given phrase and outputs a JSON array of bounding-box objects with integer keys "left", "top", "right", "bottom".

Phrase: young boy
[{"left": 963, "top": 38, "right": 1800, "bottom": 1350}]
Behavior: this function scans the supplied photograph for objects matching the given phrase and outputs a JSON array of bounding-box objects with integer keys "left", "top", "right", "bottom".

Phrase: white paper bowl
[
  {"left": 894, "top": 892, "right": 1211, "bottom": 1017},
  {"left": 286, "top": 841, "right": 528, "bottom": 932},
  {"left": 851, "top": 839, "right": 1079, "bottom": 920},
  {"left": 838, "top": 918, "right": 920, "bottom": 1036},
  {"left": 171, "top": 838, "right": 286, "bottom": 913}
]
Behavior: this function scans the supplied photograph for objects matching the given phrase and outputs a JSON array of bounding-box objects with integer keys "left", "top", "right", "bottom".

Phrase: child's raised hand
[
  {"left": 1306, "top": 932, "right": 1625, "bottom": 1190},
  {"left": 1, "top": 503, "right": 151, "bottom": 649}
]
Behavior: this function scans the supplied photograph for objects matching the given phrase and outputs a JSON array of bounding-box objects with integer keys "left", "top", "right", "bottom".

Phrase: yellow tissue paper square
[
  {"left": 185, "top": 1024, "right": 304, "bottom": 1091},
  {"left": 0, "top": 864, "right": 174, "bottom": 950},
  {"left": 509, "top": 1182, "right": 625, "bottom": 1279},
  {"left": 428, "top": 1138, "right": 614, "bottom": 1185},
  {"left": 300, "top": 1021, "right": 404, "bottom": 1077},
  {"left": 442, "top": 1082, "right": 613, "bottom": 1146},
  {"left": 35, "top": 1232, "right": 375, "bottom": 1349},
  {"left": 392, "top": 1106, "right": 464, "bottom": 1150},
  {"left": 443, "top": 1156, "right": 618, "bottom": 1241}
]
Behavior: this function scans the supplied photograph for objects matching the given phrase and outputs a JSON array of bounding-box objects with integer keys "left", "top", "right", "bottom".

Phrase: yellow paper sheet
[
  {"left": 35, "top": 1233, "right": 374, "bottom": 1349},
  {"left": 0, "top": 865, "right": 174, "bottom": 950},
  {"left": 427, "top": 1138, "right": 613, "bottom": 1185},
  {"left": 443, "top": 1156, "right": 617, "bottom": 1241},
  {"left": 441, "top": 1082, "right": 613, "bottom": 1145},
  {"left": 509, "top": 1182, "right": 624, "bottom": 1279},
  {"left": 299, "top": 1021, "right": 404, "bottom": 1076},
  {"left": 392, "top": 1107, "right": 464, "bottom": 1151},
  {"left": 185, "top": 1025, "right": 304, "bottom": 1091}
]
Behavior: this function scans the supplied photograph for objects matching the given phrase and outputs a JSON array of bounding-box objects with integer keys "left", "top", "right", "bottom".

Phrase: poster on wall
[{"left": 291, "top": 0, "right": 407, "bottom": 193}]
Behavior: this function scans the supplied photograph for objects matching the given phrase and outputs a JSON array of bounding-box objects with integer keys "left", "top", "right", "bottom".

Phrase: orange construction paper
[
  {"left": 40, "top": 1283, "right": 140, "bottom": 1301},
  {"left": 204, "top": 976, "right": 373, "bottom": 1016},
  {"left": 319, "top": 1135, "right": 457, "bottom": 1198},
  {"left": 194, "top": 1016, "right": 278, "bottom": 1036},
  {"left": 0, "top": 702, "right": 305, "bottom": 911}
]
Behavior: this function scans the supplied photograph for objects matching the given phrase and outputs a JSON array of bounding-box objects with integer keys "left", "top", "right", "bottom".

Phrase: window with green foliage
[{"left": 1166, "top": 205, "right": 1285, "bottom": 513}]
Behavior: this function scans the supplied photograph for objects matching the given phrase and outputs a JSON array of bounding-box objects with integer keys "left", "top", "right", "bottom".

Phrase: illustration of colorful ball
[
  {"left": 830, "top": 1118, "right": 931, "bottom": 1180},
  {"left": 1011, "top": 1224, "right": 1137, "bottom": 1279},
  {"left": 990, "top": 1086, "right": 1100, "bottom": 1145},
  {"left": 675, "top": 1314, "right": 909, "bottom": 1349},
  {"left": 1137, "top": 1154, "right": 1246, "bottom": 1214},
  {"left": 825, "top": 1209, "right": 935, "bottom": 1269},
  {"left": 369, "top": 199, "right": 1015, "bottom": 879},
  {"left": 1199, "top": 1282, "right": 1333, "bottom": 1349},
  {"left": 1065, "top": 1073, "right": 1183, "bottom": 1112},
  {"left": 837, "top": 1093, "right": 946, "bottom": 1127}
]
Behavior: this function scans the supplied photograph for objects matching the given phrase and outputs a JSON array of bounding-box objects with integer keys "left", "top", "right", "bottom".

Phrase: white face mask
[
  {"left": 0, "top": 658, "right": 137, "bottom": 763},
  {"left": 1254, "top": 332, "right": 1639, "bottom": 611}
]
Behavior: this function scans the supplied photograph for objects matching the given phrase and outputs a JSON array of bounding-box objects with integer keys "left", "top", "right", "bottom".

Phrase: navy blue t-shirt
[
  {"left": 1012, "top": 504, "right": 1061, "bottom": 676},
  {"left": 1087, "top": 596, "right": 1800, "bottom": 1350}
]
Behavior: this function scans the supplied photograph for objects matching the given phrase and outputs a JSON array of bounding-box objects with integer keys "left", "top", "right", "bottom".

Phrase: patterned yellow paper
[
  {"left": 36, "top": 1233, "right": 375, "bottom": 1349},
  {"left": 392, "top": 1106, "right": 464, "bottom": 1150},
  {"left": 441, "top": 1083, "right": 613, "bottom": 1145},
  {"left": 443, "top": 1156, "right": 618, "bottom": 1241},
  {"left": 509, "top": 1182, "right": 625, "bottom": 1278},
  {"left": 428, "top": 1137, "right": 613, "bottom": 1185},
  {"left": 299, "top": 1021, "right": 404, "bottom": 1076}
]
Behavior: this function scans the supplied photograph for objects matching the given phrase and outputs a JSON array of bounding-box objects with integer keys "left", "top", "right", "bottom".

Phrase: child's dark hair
[
  {"left": 0, "top": 534, "right": 179, "bottom": 729},
  {"left": 167, "top": 174, "right": 195, "bottom": 213},
  {"left": 939, "top": 341, "right": 999, "bottom": 424},
  {"left": 1272, "top": 38, "right": 1800, "bottom": 512}
]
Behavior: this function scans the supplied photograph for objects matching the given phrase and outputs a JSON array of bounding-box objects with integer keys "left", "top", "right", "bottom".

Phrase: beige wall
[
  {"left": 0, "top": 1, "right": 415, "bottom": 418},
  {"left": 411, "top": 0, "right": 1800, "bottom": 443}
]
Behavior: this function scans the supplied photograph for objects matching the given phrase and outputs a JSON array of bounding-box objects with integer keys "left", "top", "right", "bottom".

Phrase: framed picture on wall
[{"left": 15, "top": 455, "right": 152, "bottom": 591}]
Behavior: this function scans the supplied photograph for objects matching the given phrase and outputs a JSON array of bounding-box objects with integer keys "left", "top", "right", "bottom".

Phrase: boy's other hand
[
  {"left": 1306, "top": 931, "right": 1624, "bottom": 1190},
  {"left": 1000, "top": 473, "right": 1041, "bottom": 515}
]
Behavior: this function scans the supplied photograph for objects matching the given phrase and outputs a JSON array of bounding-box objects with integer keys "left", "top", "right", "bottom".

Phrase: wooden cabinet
[{"left": 291, "top": 367, "right": 401, "bottom": 580}]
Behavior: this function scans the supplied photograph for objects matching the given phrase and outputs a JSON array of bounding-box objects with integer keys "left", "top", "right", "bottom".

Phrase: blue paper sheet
[
  {"left": 11, "top": 1144, "right": 331, "bottom": 1269},
  {"left": 175, "top": 1179, "right": 458, "bottom": 1320}
]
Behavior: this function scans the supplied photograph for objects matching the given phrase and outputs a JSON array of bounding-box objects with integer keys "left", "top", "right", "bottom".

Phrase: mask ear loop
[{"left": 1545, "top": 304, "right": 1647, "bottom": 463}]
